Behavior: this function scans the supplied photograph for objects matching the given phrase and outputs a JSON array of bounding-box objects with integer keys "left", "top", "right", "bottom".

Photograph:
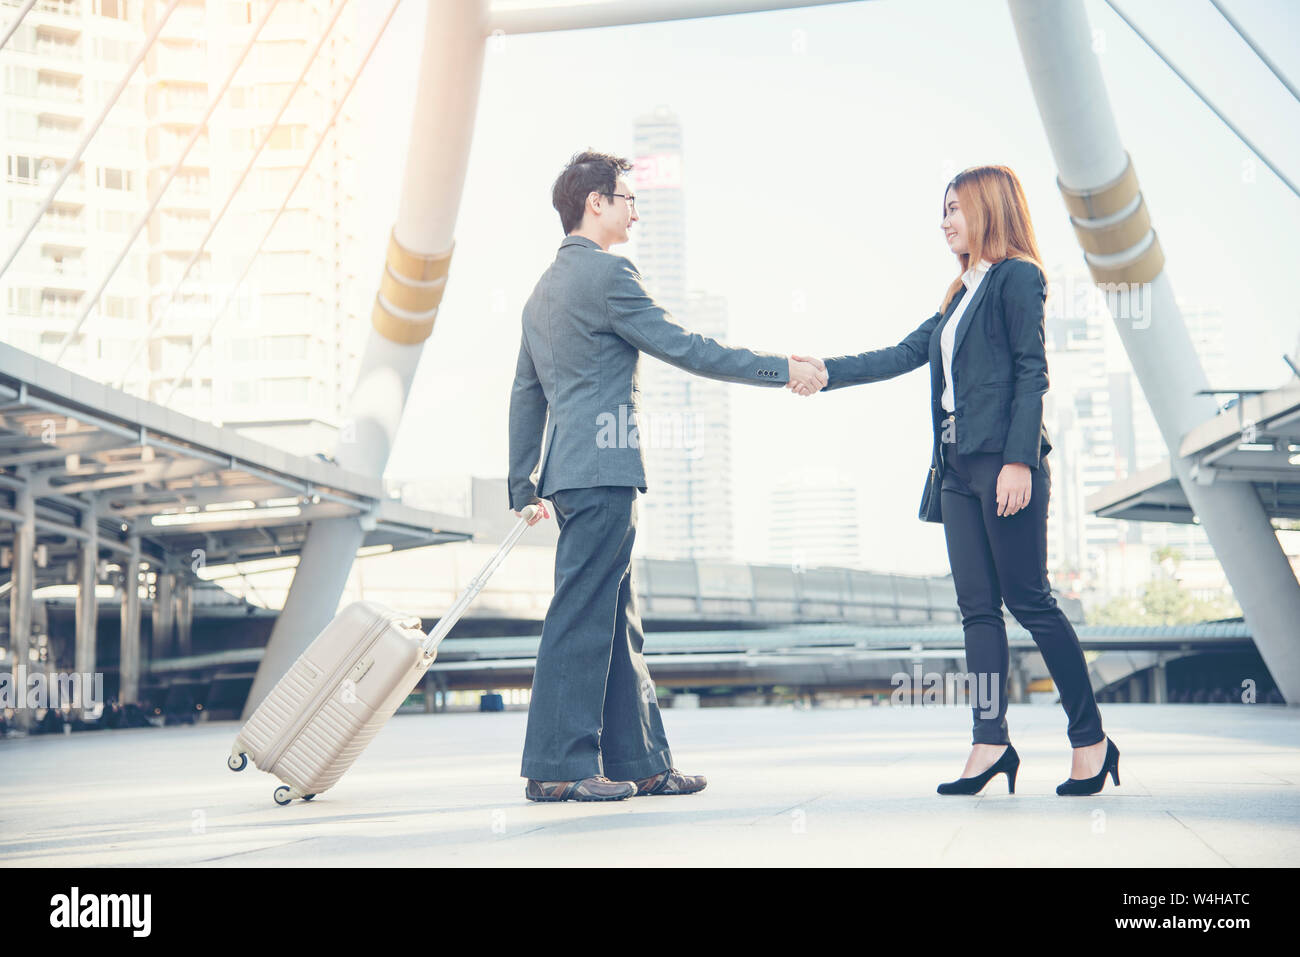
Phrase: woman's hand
[
  {"left": 788, "top": 355, "right": 827, "bottom": 396},
  {"left": 996, "top": 463, "right": 1032, "bottom": 517}
]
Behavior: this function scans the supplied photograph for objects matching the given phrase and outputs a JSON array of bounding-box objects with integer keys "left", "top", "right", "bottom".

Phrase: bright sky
[{"left": 355, "top": 0, "right": 1300, "bottom": 574}]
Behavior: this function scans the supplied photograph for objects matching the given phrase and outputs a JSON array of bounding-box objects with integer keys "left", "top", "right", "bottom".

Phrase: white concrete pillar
[
  {"left": 175, "top": 575, "right": 192, "bottom": 658},
  {"left": 1008, "top": 0, "right": 1300, "bottom": 704},
  {"left": 8, "top": 472, "right": 34, "bottom": 730},
  {"left": 119, "top": 533, "right": 141, "bottom": 705},
  {"left": 1151, "top": 657, "right": 1168, "bottom": 704},
  {"left": 74, "top": 498, "right": 98, "bottom": 710},
  {"left": 151, "top": 563, "right": 173, "bottom": 661},
  {"left": 243, "top": 0, "right": 490, "bottom": 719}
]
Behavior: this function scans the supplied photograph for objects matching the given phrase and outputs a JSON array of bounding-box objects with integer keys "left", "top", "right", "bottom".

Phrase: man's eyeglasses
[{"left": 605, "top": 192, "right": 636, "bottom": 208}]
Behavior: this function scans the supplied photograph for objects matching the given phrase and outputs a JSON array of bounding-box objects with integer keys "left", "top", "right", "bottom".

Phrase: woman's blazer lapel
[
  {"left": 927, "top": 258, "right": 1008, "bottom": 391},
  {"left": 951, "top": 258, "right": 1005, "bottom": 362}
]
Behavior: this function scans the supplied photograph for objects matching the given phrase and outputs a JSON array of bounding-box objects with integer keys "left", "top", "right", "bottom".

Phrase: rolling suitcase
[{"left": 227, "top": 504, "right": 544, "bottom": 805}]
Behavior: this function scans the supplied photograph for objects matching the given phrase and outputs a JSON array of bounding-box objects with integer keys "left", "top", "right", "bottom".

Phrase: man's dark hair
[{"left": 552, "top": 150, "right": 633, "bottom": 234}]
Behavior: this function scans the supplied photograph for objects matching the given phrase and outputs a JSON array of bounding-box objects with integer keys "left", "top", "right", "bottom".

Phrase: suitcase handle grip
[{"left": 420, "top": 510, "right": 539, "bottom": 656}]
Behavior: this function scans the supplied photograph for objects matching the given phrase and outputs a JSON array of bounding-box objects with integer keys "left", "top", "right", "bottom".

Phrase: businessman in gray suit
[{"left": 509, "top": 150, "right": 827, "bottom": 802}]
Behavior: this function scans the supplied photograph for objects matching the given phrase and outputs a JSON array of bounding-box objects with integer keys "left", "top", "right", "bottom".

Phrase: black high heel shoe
[
  {"left": 937, "top": 744, "right": 1019, "bottom": 795},
  {"left": 1056, "top": 737, "right": 1120, "bottom": 796}
]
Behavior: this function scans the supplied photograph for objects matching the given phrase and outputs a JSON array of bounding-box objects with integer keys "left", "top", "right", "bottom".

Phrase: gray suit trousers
[{"left": 520, "top": 485, "right": 672, "bottom": 782}]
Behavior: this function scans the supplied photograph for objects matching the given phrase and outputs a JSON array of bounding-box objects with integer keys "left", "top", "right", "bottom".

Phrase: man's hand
[
  {"left": 513, "top": 501, "right": 550, "bottom": 526},
  {"left": 996, "top": 464, "right": 1032, "bottom": 517},
  {"left": 787, "top": 355, "right": 828, "bottom": 396}
]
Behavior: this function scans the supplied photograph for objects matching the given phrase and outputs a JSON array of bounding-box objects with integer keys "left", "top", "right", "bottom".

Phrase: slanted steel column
[
  {"left": 8, "top": 472, "right": 34, "bottom": 730},
  {"left": 74, "top": 498, "right": 98, "bottom": 710},
  {"left": 243, "top": 0, "right": 490, "bottom": 718},
  {"left": 1009, "top": 0, "right": 1300, "bottom": 704},
  {"left": 119, "top": 533, "right": 142, "bottom": 705}
]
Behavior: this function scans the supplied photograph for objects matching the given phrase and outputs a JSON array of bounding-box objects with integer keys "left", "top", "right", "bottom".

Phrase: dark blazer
[
  {"left": 508, "top": 235, "right": 791, "bottom": 511},
  {"left": 822, "top": 256, "right": 1053, "bottom": 474}
]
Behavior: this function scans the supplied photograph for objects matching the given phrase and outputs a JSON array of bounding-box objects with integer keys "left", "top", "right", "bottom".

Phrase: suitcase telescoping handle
[{"left": 420, "top": 503, "right": 544, "bottom": 656}]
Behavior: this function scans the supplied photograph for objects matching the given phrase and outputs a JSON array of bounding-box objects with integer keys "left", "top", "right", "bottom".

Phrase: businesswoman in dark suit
[{"left": 796, "top": 165, "right": 1119, "bottom": 796}]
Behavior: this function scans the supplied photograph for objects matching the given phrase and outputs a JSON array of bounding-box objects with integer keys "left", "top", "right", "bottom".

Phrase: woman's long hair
[{"left": 938, "top": 165, "right": 1046, "bottom": 313}]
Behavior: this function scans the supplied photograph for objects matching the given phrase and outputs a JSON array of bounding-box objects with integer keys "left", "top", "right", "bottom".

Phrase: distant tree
[
  {"left": 1089, "top": 595, "right": 1146, "bottom": 625},
  {"left": 1087, "top": 579, "right": 1239, "bottom": 626},
  {"left": 1142, "top": 578, "right": 1190, "bottom": 624}
]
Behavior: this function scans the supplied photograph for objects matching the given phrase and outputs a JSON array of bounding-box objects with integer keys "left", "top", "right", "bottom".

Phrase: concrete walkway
[{"left": 1, "top": 703, "right": 1296, "bottom": 866}]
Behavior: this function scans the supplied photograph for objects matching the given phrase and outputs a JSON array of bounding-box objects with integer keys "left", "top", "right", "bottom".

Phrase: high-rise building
[
  {"left": 1124, "top": 299, "right": 1227, "bottom": 566},
  {"left": 1041, "top": 266, "right": 1124, "bottom": 597},
  {"left": 1, "top": 0, "right": 363, "bottom": 457},
  {"left": 768, "top": 472, "right": 862, "bottom": 569},
  {"left": 631, "top": 106, "right": 734, "bottom": 561},
  {"left": 1042, "top": 267, "right": 1233, "bottom": 607},
  {"left": 3, "top": 0, "right": 152, "bottom": 372},
  {"left": 678, "top": 289, "right": 734, "bottom": 560}
]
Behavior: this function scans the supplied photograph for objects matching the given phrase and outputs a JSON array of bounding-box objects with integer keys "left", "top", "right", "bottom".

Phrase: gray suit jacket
[{"left": 508, "top": 235, "right": 790, "bottom": 510}]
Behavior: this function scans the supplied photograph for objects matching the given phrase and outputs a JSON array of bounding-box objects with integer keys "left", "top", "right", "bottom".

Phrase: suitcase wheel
[
  {"left": 227, "top": 752, "right": 248, "bottom": 772},
  {"left": 303, "top": 794, "right": 316, "bottom": 802},
  {"left": 273, "top": 785, "right": 293, "bottom": 806}
]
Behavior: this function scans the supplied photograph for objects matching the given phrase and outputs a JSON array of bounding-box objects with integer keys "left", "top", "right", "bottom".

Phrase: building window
[
  {"left": 97, "top": 167, "right": 134, "bottom": 191},
  {"left": 6, "top": 109, "right": 38, "bottom": 140},
  {"left": 104, "top": 295, "right": 138, "bottom": 320},
  {"left": 6, "top": 197, "right": 41, "bottom": 226},
  {"left": 266, "top": 378, "right": 308, "bottom": 404},
  {"left": 7, "top": 288, "right": 41, "bottom": 316},
  {"left": 7, "top": 155, "right": 39, "bottom": 184},
  {"left": 256, "top": 83, "right": 292, "bottom": 109},
  {"left": 266, "top": 335, "right": 308, "bottom": 361},
  {"left": 99, "top": 208, "right": 131, "bottom": 232},
  {"left": 95, "top": 36, "right": 132, "bottom": 62},
  {"left": 266, "top": 125, "right": 306, "bottom": 151},
  {"left": 99, "top": 0, "right": 129, "bottom": 21},
  {"left": 230, "top": 379, "right": 255, "bottom": 404}
]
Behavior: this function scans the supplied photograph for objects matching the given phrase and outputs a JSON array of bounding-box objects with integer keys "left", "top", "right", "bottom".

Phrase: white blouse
[{"left": 939, "top": 258, "right": 993, "bottom": 413}]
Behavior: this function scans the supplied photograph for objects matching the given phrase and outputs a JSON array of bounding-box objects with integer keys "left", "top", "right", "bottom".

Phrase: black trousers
[
  {"left": 520, "top": 485, "right": 673, "bottom": 782},
  {"left": 939, "top": 424, "right": 1104, "bottom": 748}
]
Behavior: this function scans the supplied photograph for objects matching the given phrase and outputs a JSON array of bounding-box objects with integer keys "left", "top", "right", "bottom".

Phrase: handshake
[{"left": 785, "top": 355, "right": 827, "bottom": 397}]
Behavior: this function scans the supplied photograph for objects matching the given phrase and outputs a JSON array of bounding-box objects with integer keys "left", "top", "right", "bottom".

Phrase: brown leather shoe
[
  {"left": 634, "top": 768, "right": 707, "bottom": 796},
  {"left": 525, "top": 775, "right": 637, "bottom": 802}
]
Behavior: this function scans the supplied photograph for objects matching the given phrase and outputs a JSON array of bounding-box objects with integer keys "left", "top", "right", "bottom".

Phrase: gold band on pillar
[
  {"left": 380, "top": 265, "right": 447, "bottom": 314},
  {"left": 372, "top": 295, "right": 440, "bottom": 345},
  {"left": 1057, "top": 153, "right": 1139, "bottom": 219},
  {"left": 1059, "top": 153, "right": 1165, "bottom": 285},
  {"left": 1070, "top": 197, "right": 1152, "bottom": 255},
  {"left": 387, "top": 228, "right": 453, "bottom": 282},
  {"left": 371, "top": 227, "right": 455, "bottom": 344},
  {"left": 1087, "top": 232, "right": 1166, "bottom": 286}
]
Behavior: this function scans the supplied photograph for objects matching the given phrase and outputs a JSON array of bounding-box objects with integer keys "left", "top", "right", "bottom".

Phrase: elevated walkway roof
[
  {"left": 0, "top": 342, "right": 474, "bottom": 576},
  {"left": 1087, "top": 382, "right": 1300, "bottom": 523}
]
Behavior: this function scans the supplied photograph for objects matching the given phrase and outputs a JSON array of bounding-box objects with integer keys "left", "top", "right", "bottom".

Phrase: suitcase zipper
[{"left": 262, "top": 612, "right": 396, "bottom": 771}]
